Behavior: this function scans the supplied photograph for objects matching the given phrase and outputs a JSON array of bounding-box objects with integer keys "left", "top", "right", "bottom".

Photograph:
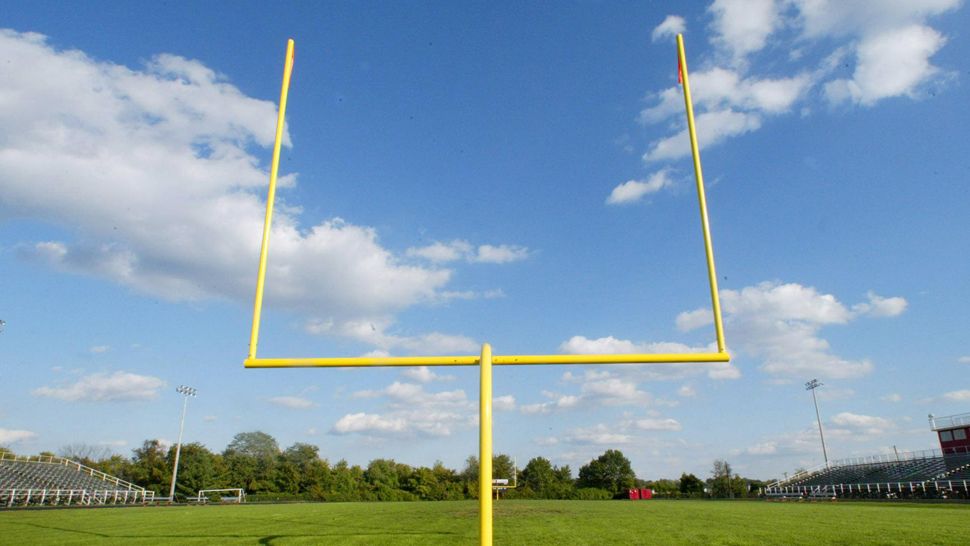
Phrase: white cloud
[
  {"left": 472, "top": 244, "right": 530, "bottom": 264},
  {"left": 622, "top": 0, "right": 959, "bottom": 192},
  {"left": 564, "top": 424, "right": 632, "bottom": 445},
  {"left": 792, "top": 1, "right": 959, "bottom": 106},
  {"left": 634, "top": 418, "right": 682, "bottom": 431},
  {"left": 679, "top": 282, "right": 907, "bottom": 379},
  {"left": 708, "top": 0, "right": 781, "bottom": 61},
  {"left": 559, "top": 336, "right": 740, "bottom": 380},
  {"left": 746, "top": 441, "right": 778, "bottom": 455},
  {"left": 652, "top": 15, "right": 686, "bottom": 43},
  {"left": 336, "top": 381, "right": 475, "bottom": 438},
  {"left": 267, "top": 395, "right": 317, "bottom": 409},
  {"left": 563, "top": 282, "right": 906, "bottom": 381},
  {"left": 676, "top": 308, "right": 714, "bottom": 332},
  {"left": 405, "top": 240, "right": 472, "bottom": 263},
  {"left": 606, "top": 170, "right": 674, "bottom": 205},
  {"left": 332, "top": 413, "right": 408, "bottom": 435},
  {"left": 0, "top": 30, "right": 485, "bottom": 350},
  {"left": 943, "top": 390, "right": 970, "bottom": 401},
  {"left": 494, "top": 395, "right": 516, "bottom": 412},
  {"left": 677, "top": 384, "right": 697, "bottom": 397},
  {"left": 306, "top": 317, "right": 478, "bottom": 355},
  {"left": 203, "top": 415, "right": 218, "bottom": 422},
  {"left": 0, "top": 428, "right": 37, "bottom": 445},
  {"left": 792, "top": 0, "right": 961, "bottom": 39},
  {"left": 825, "top": 25, "right": 947, "bottom": 106},
  {"left": 406, "top": 240, "right": 530, "bottom": 264},
  {"left": 32, "top": 371, "right": 165, "bottom": 402},
  {"left": 520, "top": 392, "right": 581, "bottom": 415},
  {"left": 89, "top": 345, "right": 110, "bottom": 354},
  {"left": 401, "top": 366, "right": 455, "bottom": 383},
  {"left": 959, "top": 356, "right": 970, "bottom": 364},
  {"left": 831, "top": 412, "right": 894, "bottom": 434},
  {"left": 852, "top": 291, "right": 908, "bottom": 317},
  {"left": 581, "top": 377, "right": 649, "bottom": 406},
  {"left": 644, "top": 109, "right": 762, "bottom": 161},
  {"left": 881, "top": 393, "right": 902, "bottom": 403}
]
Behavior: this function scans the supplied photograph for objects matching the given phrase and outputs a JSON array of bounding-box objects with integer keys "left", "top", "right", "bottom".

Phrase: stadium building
[{"left": 765, "top": 412, "right": 970, "bottom": 499}]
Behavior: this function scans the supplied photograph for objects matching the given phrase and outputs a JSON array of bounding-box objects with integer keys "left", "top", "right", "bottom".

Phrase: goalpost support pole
[{"left": 479, "top": 343, "right": 493, "bottom": 545}]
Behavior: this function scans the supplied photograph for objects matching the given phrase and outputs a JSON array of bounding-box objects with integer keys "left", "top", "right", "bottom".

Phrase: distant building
[{"left": 929, "top": 412, "right": 970, "bottom": 455}]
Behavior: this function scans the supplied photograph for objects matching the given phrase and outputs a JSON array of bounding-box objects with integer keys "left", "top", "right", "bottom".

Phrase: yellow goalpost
[{"left": 244, "top": 34, "right": 728, "bottom": 545}]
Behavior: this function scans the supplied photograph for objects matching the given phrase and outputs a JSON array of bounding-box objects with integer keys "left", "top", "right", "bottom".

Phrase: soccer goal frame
[
  {"left": 196, "top": 488, "right": 245, "bottom": 504},
  {"left": 244, "top": 35, "right": 727, "bottom": 545}
]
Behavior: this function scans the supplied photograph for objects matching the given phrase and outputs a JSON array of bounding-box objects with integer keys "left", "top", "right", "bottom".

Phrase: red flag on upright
[{"left": 677, "top": 51, "right": 684, "bottom": 85}]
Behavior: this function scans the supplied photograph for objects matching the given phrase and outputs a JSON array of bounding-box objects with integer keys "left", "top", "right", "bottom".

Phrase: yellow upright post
[
  {"left": 677, "top": 33, "right": 727, "bottom": 353},
  {"left": 479, "top": 343, "right": 493, "bottom": 545},
  {"left": 248, "top": 39, "right": 296, "bottom": 360}
]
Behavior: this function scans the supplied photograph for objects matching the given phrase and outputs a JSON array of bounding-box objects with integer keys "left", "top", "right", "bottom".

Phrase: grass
[{"left": 1, "top": 499, "right": 969, "bottom": 545}]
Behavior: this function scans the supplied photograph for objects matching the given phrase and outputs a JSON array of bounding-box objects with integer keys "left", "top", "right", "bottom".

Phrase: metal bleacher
[
  {"left": 764, "top": 449, "right": 970, "bottom": 499},
  {"left": 0, "top": 453, "right": 154, "bottom": 507}
]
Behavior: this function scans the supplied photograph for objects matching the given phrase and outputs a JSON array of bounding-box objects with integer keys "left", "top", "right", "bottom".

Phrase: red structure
[
  {"left": 639, "top": 488, "right": 652, "bottom": 500},
  {"left": 930, "top": 412, "right": 970, "bottom": 455},
  {"left": 628, "top": 488, "right": 640, "bottom": 500}
]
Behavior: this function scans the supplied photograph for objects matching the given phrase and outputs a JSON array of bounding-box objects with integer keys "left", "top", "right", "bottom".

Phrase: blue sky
[{"left": 1, "top": 1, "right": 969, "bottom": 480}]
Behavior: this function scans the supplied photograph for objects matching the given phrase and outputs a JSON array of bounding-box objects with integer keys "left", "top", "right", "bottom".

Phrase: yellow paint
[
  {"left": 245, "top": 36, "right": 729, "bottom": 546},
  {"left": 478, "top": 343, "right": 493, "bottom": 546},
  {"left": 244, "top": 352, "right": 729, "bottom": 368},
  {"left": 248, "top": 39, "right": 295, "bottom": 360},
  {"left": 677, "top": 33, "right": 727, "bottom": 353}
]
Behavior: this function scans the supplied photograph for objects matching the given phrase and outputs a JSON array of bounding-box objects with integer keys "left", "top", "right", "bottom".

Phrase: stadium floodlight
[
  {"left": 805, "top": 379, "right": 829, "bottom": 467},
  {"left": 169, "top": 385, "right": 197, "bottom": 501}
]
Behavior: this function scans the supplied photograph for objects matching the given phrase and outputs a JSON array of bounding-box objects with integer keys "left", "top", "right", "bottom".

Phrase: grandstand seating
[
  {"left": 938, "top": 453, "right": 970, "bottom": 480},
  {"left": 0, "top": 453, "right": 153, "bottom": 507},
  {"left": 765, "top": 450, "right": 970, "bottom": 499}
]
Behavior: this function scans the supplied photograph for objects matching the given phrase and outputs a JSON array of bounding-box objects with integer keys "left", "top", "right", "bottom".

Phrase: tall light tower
[
  {"left": 805, "top": 379, "right": 828, "bottom": 467},
  {"left": 169, "top": 385, "right": 197, "bottom": 501}
]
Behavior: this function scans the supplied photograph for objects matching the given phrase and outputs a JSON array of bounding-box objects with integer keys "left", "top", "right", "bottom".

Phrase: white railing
[
  {"left": 764, "top": 479, "right": 970, "bottom": 498},
  {"left": 765, "top": 461, "right": 829, "bottom": 489},
  {"left": 930, "top": 412, "right": 970, "bottom": 431},
  {"left": 829, "top": 448, "right": 942, "bottom": 467},
  {"left": 1, "top": 487, "right": 155, "bottom": 507},
  {"left": 0, "top": 452, "right": 146, "bottom": 493}
]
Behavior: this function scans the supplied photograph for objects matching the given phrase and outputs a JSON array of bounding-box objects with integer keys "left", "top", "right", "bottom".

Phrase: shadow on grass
[{"left": 7, "top": 519, "right": 468, "bottom": 543}]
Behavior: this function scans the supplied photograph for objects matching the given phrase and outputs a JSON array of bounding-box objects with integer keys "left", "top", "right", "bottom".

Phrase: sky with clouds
[{"left": 1, "top": 1, "right": 969, "bottom": 480}]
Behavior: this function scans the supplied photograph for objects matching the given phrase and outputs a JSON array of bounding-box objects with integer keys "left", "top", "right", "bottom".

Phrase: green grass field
[{"left": 1, "top": 500, "right": 969, "bottom": 545}]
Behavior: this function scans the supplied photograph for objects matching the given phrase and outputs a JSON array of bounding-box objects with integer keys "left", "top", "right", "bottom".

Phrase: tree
[
  {"left": 519, "top": 457, "right": 574, "bottom": 499},
  {"left": 709, "top": 459, "right": 744, "bottom": 498},
  {"left": 577, "top": 450, "right": 636, "bottom": 497},
  {"left": 225, "top": 431, "right": 279, "bottom": 459},
  {"left": 279, "top": 443, "right": 329, "bottom": 495},
  {"left": 520, "top": 457, "right": 556, "bottom": 496},
  {"left": 129, "top": 440, "right": 170, "bottom": 494},
  {"left": 679, "top": 472, "right": 704, "bottom": 495},
  {"left": 645, "top": 478, "right": 679, "bottom": 497},
  {"left": 492, "top": 454, "right": 516, "bottom": 484},
  {"left": 94, "top": 454, "right": 133, "bottom": 483},
  {"left": 58, "top": 443, "right": 112, "bottom": 466},
  {"left": 170, "top": 443, "right": 218, "bottom": 497}
]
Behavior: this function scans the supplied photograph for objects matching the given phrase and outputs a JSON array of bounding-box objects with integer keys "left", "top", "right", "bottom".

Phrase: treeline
[{"left": 4, "top": 432, "right": 767, "bottom": 501}]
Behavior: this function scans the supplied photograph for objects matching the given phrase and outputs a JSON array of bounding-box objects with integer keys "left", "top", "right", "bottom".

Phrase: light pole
[
  {"left": 169, "top": 385, "right": 197, "bottom": 501},
  {"left": 805, "top": 379, "right": 828, "bottom": 467}
]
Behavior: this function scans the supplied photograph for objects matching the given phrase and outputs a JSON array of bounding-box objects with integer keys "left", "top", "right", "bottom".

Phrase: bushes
[{"left": 572, "top": 487, "right": 613, "bottom": 500}]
